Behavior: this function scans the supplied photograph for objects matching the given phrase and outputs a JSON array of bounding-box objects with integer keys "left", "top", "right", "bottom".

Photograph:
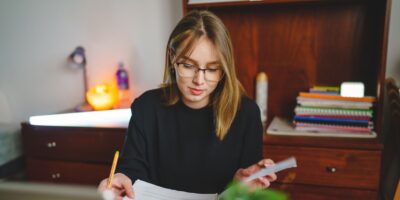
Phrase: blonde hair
[{"left": 161, "top": 10, "right": 244, "bottom": 140}]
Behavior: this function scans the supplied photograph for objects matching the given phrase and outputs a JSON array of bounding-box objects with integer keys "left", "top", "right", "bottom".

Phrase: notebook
[
  {"left": 294, "top": 106, "right": 373, "bottom": 117},
  {"left": 299, "top": 92, "right": 376, "bottom": 103},
  {"left": 297, "top": 97, "right": 373, "bottom": 109},
  {"left": 267, "top": 117, "right": 376, "bottom": 138},
  {"left": 293, "top": 116, "right": 372, "bottom": 128}
]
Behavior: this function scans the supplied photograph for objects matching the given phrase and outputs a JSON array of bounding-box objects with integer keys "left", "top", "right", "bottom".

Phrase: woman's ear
[{"left": 168, "top": 47, "right": 175, "bottom": 61}]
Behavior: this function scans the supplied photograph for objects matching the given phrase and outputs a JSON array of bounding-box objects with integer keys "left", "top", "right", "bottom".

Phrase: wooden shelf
[
  {"left": 187, "top": 0, "right": 368, "bottom": 9},
  {"left": 263, "top": 134, "right": 383, "bottom": 150},
  {"left": 183, "top": 0, "right": 390, "bottom": 198},
  {"left": 186, "top": 0, "right": 389, "bottom": 136}
]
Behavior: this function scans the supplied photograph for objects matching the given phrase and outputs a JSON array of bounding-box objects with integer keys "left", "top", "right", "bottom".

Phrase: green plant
[{"left": 219, "top": 181, "right": 287, "bottom": 200}]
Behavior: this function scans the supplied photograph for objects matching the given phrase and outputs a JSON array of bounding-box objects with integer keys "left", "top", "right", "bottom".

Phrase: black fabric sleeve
[
  {"left": 239, "top": 100, "right": 263, "bottom": 168},
  {"left": 116, "top": 97, "right": 151, "bottom": 183}
]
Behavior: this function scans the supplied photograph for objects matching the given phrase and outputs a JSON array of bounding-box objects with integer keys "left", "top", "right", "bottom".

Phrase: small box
[{"left": 340, "top": 82, "right": 365, "bottom": 97}]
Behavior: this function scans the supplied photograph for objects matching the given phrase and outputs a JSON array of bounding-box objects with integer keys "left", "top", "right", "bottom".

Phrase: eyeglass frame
[{"left": 173, "top": 62, "right": 224, "bottom": 82}]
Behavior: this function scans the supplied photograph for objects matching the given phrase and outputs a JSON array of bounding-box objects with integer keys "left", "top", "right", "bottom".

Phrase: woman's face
[{"left": 175, "top": 37, "right": 222, "bottom": 109}]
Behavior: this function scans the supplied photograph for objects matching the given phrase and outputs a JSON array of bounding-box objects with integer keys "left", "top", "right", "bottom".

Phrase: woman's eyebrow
[{"left": 181, "top": 56, "right": 220, "bottom": 65}]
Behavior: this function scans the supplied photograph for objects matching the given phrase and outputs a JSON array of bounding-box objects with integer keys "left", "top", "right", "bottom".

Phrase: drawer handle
[
  {"left": 326, "top": 166, "right": 337, "bottom": 173},
  {"left": 47, "top": 142, "right": 57, "bottom": 148},
  {"left": 51, "top": 173, "right": 61, "bottom": 179}
]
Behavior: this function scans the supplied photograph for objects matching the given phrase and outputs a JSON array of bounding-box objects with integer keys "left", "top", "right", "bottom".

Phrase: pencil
[{"left": 107, "top": 151, "right": 119, "bottom": 189}]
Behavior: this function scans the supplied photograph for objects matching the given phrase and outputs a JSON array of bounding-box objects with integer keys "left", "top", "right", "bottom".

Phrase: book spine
[
  {"left": 294, "top": 116, "right": 370, "bottom": 123},
  {"left": 295, "top": 122, "right": 372, "bottom": 133},
  {"left": 293, "top": 116, "right": 372, "bottom": 128},
  {"left": 295, "top": 114, "right": 371, "bottom": 121},
  {"left": 297, "top": 97, "right": 373, "bottom": 109},
  {"left": 299, "top": 92, "right": 376, "bottom": 103},
  {"left": 295, "top": 106, "right": 373, "bottom": 117}
]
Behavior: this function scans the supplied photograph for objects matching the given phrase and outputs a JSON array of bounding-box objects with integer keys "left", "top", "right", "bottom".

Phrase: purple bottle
[
  {"left": 116, "top": 62, "right": 130, "bottom": 108},
  {"left": 116, "top": 62, "right": 129, "bottom": 90}
]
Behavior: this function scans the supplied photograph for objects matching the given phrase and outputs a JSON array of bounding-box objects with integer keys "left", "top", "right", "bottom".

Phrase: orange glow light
[{"left": 86, "top": 84, "right": 118, "bottom": 110}]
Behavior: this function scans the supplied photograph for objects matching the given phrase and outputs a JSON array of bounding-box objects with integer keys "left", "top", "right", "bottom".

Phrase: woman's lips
[{"left": 189, "top": 87, "right": 204, "bottom": 95}]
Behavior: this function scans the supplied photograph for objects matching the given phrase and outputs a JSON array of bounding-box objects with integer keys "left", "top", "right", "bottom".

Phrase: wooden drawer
[
  {"left": 22, "top": 125, "right": 125, "bottom": 163},
  {"left": 263, "top": 145, "right": 380, "bottom": 190},
  {"left": 26, "top": 158, "right": 109, "bottom": 185},
  {"left": 270, "top": 183, "right": 377, "bottom": 200}
]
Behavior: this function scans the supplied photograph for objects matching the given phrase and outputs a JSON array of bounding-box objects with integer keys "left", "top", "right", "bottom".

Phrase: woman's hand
[
  {"left": 98, "top": 173, "right": 134, "bottom": 200},
  {"left": 234, "top": 159, "right": 277, "bottom": 189}
]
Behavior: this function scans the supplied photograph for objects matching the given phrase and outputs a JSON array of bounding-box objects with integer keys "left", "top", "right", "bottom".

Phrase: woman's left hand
[{"left": 233, "top": 159, "right": 277, "bottom": 189}]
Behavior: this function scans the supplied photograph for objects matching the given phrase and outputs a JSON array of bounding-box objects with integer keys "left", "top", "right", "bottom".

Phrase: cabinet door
[
  {"left": 23, "top": 126, "right": 125, "bottom": 163},
  {"left": 270, "top": 183, "right": 377, "bottom": 200},
  {"left": 264, "top": 145, "right": 380, "bottom": 189},
  {"left": 26, "top": 158, "right": 109, "bottom": 185}
]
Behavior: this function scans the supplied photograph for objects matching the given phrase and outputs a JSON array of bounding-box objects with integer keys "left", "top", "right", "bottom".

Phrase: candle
[{"left": 256, "top": 72, "right": 268, "bottom": 130}]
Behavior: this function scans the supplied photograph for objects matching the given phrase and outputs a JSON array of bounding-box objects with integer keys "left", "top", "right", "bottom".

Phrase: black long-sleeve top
[{"left": 117, "top": 88, "right": 263, "bottom": 194}]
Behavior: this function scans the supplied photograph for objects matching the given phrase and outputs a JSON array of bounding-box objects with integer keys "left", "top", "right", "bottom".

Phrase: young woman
[{"left": 98, "top": 10, "right": 276, "bottom": 199}]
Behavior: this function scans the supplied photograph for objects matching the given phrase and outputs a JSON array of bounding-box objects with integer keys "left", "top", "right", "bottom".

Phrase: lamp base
[{"left": 75, "top": 102, "right": 93, "bottom": 112}]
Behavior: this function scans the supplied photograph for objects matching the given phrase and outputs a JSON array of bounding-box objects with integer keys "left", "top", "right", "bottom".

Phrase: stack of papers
[
  {"left": 267, "top": 117, "right": 377, "bottom": 138},
  {"left": 127, "top": 157, "right": 297, "bottom": 200},
  {"left": 130, "top": 180, "right": 217, "bottom": 200}
]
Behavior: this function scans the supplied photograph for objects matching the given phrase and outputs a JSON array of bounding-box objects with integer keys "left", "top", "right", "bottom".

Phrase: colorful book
[
  {"left": 294, "top": 122, "right": 372, "bottom": 133},
  {"left": 267, "top": 117, "right": 376, "bottom": 138},
  {"left": 293, "top": 116, "right": 371, "bottom": 126},
  {"left": 295, "top": 114, "right": 371, "bottom": 121},
  {"left": 311, "top": 86, "right": 340, "bottom": 92},
  {"left": 293, "top": 120, "right": 373, "bottom": 129},
  {"left": 299, "top": 92, "right": 376, "bottom": 103},
  {"left": 297, "top": 97, "right": 373, "bottom": 109},
  {"left": 295, "top": 106, "right": 373, "bottom": 117},
  {"left": 309, "top": 86, "right": 340, "bottom": 95}
]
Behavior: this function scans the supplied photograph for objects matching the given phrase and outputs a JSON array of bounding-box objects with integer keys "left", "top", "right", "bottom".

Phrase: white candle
[{"left": 256, "top": 72, "right": 268, "bottom": 130}]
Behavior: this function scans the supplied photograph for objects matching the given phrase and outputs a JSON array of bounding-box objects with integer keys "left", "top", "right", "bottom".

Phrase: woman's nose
[{"left": 192, "top": 69, "right": 206, "bottom": 85}]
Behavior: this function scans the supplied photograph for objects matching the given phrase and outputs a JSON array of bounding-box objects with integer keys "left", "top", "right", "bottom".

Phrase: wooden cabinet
[
  {"left": 184, "top": 0, "right": 389, "bottom": 199},
  {"left": 21, "top": 123, "right": 126, "bottom": 185},
  {"left": 269, "top": 183, "right": 378, "bottom": 200},
  {"left": 265, "top": 145, "right": 380, "bottom": 189},
  {"left": 264, "top": 139, "right": 382, "bottom": 199}
]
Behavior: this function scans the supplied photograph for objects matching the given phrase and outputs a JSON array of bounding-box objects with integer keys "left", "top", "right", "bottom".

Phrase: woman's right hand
[{"left": 98, "top": 173, "right": 134, "bottom": 200}]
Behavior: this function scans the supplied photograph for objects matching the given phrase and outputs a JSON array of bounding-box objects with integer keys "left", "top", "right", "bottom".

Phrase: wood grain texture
[
  {"left": 187, "top": 0, "right": 354, "bottom": 8},
  {"left": 379, "top": 79, "right": 400, "bottom": 199},
  {"left": 270, "top": 183, "right": 378, "bottom": 200},
  {"left": 187, "top": 0, "right": 387, "bottom": 130},
  {"left": 21, "top": 123, "right": 125, "bottom": 163},
  {"left": 264, "top": 134, "right": 383, "bottom": 150},
  {"left": 26, "top": 158, "right": 109, "bottom": 185},
  {"left": 264, "top": 145, "right": 381, "bottom": 189},
  {"left": 21, "top": 123, "right": 126, "bottom": 186},
  {"left": 184, "top": 0, "right": 389, "bottom": 197}
]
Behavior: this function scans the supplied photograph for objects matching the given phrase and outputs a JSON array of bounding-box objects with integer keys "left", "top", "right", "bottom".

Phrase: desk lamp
[{"left": 68, "top": 46, "right": 91, "bottom": 111}]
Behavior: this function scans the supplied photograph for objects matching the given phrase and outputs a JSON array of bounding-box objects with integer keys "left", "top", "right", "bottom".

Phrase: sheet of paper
[
  {"left": 128, "top": 180, "right": 217, "bottom": 200},
  {"left": 243, "top": 157, "right": 297, "bottom": 183}
]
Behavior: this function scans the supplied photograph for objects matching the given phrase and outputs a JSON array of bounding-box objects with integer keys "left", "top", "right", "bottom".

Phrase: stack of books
[{"left": 293, "top": 86, "right": 376, "bottom": 136}]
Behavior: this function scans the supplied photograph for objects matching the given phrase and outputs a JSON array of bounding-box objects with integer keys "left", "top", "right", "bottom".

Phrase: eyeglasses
[{"left": 175, "top": 62, "right": 223, "bottom": 82}]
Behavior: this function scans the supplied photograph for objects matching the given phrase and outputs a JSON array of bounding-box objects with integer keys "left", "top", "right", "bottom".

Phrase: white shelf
[{"left": 29, "top": 109, "right": 131, "bottom": 128}]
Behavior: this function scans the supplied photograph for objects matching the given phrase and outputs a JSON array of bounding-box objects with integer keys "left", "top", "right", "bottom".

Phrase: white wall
[
  {"left": 0, "top": 0, "right": 183, "bottom": 125},
  {"left": 387, "top": 0, "right": 400, "bottom": 83}
]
